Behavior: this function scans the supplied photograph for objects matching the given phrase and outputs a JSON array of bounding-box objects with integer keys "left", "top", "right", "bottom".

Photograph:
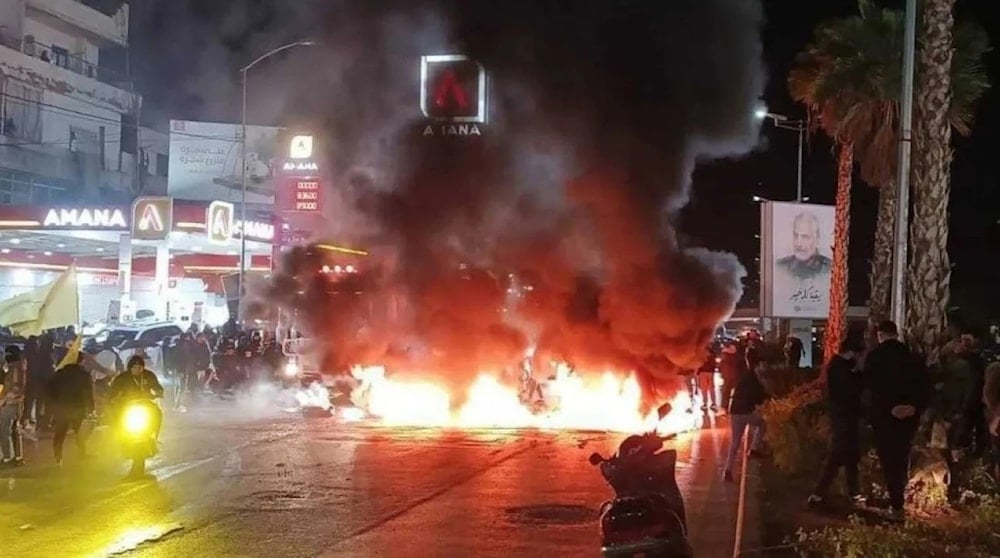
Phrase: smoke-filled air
[{"left": 227, "top": 0, "right": 766, "bottom": 426}]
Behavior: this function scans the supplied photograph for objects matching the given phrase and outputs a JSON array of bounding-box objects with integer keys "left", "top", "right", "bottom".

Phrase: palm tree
[
  {"left": 906, "top": 0, "right": 989, "bottom": 360},
  {"left": 788, "top": 1, "right": 989, "bottom": 360}
]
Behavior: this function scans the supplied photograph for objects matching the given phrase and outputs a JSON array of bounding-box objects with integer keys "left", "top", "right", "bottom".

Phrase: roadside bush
[
  {"left": 795, "top": 497, "right": 1000, "bottom": 557},
  {"left": 759, "top": 380, "right": 828, "bottom": 474},
  {"left": 758, "top": 363, "right": 817, "bottom": 398}
]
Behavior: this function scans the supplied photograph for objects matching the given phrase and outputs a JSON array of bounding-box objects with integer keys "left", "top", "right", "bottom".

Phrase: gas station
[{"left": 0, "top": 197, "right": 278, "bottom": 326}]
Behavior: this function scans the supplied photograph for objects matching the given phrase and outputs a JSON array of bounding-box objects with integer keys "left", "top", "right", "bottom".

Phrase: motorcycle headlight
[
  {"left": 284, "top": 361, "right": 300, "bottom": 377},
  {"left": 123, "top": 404, "right": 153, "bottom": 435}
]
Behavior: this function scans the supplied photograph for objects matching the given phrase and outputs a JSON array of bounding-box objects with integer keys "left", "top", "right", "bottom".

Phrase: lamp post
[
  {"left": 890, "top": 0, "right": 916, "bottom": 327},
  {"left": 238, "top": 39, "right": 316, "bottom": 322},
  {"left": 756, "top": 110, "right": 806, "bottom": 203}
]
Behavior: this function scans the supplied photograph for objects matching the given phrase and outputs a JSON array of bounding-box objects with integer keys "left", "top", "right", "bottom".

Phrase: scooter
[
  {"left": 589, "top": 403, "right": 692, "bottom": 557},
  {"left": 117, "top": 398, "right": 160, "bottom": 477}
]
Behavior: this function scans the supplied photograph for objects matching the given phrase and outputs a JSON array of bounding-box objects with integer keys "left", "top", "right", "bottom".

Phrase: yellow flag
[
  {"left": 58, "top": 334, "right": 83, "bottom": 369},
  {"left": 0, "top": 265, "right": 80, "bottom": 336}
]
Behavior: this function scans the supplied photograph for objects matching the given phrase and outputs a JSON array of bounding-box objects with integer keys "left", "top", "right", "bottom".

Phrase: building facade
[{"left": 0, "top": 0, "right": 146, "bottom": 206}]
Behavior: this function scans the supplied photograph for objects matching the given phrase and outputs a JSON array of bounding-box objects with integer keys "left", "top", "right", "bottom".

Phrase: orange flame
[{"left": 349, "top": 364, "right": 703, "bottom": 433}]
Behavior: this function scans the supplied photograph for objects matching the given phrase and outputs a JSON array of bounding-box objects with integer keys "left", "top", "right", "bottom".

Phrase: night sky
[
  {"left": 130, "top": 0, "right": 1000, "bottom": 324},
  {"left": 682, "top": 0, "right": 999, "bottom": 322}
]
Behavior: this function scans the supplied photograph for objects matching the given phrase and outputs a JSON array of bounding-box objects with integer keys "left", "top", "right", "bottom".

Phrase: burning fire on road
[
  {"left": 251, "top": 0, "right": 764, "bottom": 433},
  {"left": 295, "top": 363, "right": 703, "bottom": 434}
]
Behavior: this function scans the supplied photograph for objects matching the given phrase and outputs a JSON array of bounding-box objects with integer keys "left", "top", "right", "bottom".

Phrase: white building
[{"left": 0, "top": 0, "right": 145, "bottom": 205}]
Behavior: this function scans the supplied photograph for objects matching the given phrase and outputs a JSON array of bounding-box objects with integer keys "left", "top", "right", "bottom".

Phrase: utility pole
[
  {"left": 891, "top": 0, "right": 917, "bottom": 327},
  {"left": 237, "top": 40, "right": 316, "bottom": 323}
]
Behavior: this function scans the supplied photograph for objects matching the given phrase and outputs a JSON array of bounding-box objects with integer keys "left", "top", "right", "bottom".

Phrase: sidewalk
[{"left": 676, "top": 421, "right": 761, "bottom": 557}]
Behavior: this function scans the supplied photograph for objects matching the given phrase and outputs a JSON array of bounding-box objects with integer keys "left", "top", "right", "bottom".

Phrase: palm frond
[{"left": 787, "top": 5, "right": 990, "bottom": 187}]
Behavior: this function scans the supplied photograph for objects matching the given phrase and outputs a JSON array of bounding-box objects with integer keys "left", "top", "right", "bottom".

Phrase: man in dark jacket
[
  {"left": 723, "top": 365, "right": 768, "bottom": 481},
  {"left": 808, "top": 335, "right": 866, "bottom": 507},
  {"left": 864, "top": 320, "right": 932, "bottom": 519},
  {"left": 24, "top": 335, "right": 55, "bottom": 429},
  {"left": 48, "top": 355, "right": 95, "bottom": 466},
  {"left": 110, "top": 356, "right": 164, "bottom": 439}
]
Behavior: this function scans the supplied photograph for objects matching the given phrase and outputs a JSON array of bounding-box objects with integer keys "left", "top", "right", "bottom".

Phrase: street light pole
[
  {"left": 757, "top": 110, "right": 806, "bottom": 202},
  {"left": 890, "top": 0, "right": 916, "bottom": 328},
  {"left": 236, "top": 39, "right": 316, "bottom": 323},
  {"left": 796, "top": 125, "right": 804, "bottom": 203}
]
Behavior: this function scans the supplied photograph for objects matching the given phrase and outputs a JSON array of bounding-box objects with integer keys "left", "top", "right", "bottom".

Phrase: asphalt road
[{"left": 0, "top": 401, "right": 742, "bottom": 557}]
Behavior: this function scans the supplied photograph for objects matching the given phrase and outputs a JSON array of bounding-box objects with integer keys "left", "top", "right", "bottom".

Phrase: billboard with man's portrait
[{"left": 760, "top": 201, "right": 835, "bottom": 319}]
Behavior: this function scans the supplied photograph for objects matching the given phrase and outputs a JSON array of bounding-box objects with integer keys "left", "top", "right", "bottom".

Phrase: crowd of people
[
  {"left": 0, "top": 320, "right": 294, "bottom": 469},
  {"left": 714, "top": 318, "right": 1000, "bottom": 520}
]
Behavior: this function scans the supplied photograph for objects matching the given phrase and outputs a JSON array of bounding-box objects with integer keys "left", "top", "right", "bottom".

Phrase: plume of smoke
[{"left": 172, "top": 0, "right": 764, "bottom": 407}]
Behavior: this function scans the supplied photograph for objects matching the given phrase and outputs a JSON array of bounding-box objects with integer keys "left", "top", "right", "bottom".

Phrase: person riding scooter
[{"left": 109, "top": 356, "right": 164, "bottom": 439}]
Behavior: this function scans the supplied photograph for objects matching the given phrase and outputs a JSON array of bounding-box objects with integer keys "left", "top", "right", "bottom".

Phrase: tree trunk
[
  {"left": 868, "top": 182, "right": 896, "bottom": 322},
  {"left": 907, "top": 0, "right": 954, "bottom": 362},
  {"left": 824, "top": 142, "right": 853, "bottom": 363}
]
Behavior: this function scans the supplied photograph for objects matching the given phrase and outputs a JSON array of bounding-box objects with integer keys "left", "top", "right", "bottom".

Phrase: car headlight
[
  {"left": 123, "top": 403, "right": 153, "bottom": 435},
  {"left": 284, "top": 361, "right": 300, "bottom": 377}
]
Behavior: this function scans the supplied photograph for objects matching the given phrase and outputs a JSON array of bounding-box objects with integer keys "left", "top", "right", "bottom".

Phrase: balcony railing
[{"left": 0, "top": 33, "right": 129, "bottom": 88}]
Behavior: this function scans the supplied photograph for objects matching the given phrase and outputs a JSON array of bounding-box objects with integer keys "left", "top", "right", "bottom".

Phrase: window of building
[
  {"left": 1, "top": 78, "right": 43, "bottom": 142},
  {"left": 51, "top": 46, "right": 69, "bottom": 69},
  {"left": 156, "top": 153, "right": 168, "bottom": 177},
  {"left": 0, "top": 167, "right": 71, "bottom": 206}
]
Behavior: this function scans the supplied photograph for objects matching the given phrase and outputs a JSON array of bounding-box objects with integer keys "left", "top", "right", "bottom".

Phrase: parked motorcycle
[{"left": 589, "top": 403, "right": 692, "bottom": 557}]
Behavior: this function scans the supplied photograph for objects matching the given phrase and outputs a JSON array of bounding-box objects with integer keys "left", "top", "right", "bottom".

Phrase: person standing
[
  {"left": 745, "top": 330, "right": 762, "bottom": 374},
  {"left": 697, "top": 349, "right": 719, "bottom": 412},
  {"left": 48, "top": 354, "right": 95, "bottom": 467},
  {"left": 719, "top": 341, "right": 743, "bottom": 412},
  {"left": 785, "top": 335, "right": 804, "bottom": 369},
  {"left": 172, "top": 332, "right": 194, "bottom": 412},
  {"left": 25, "top": 335, "right": 55, "bottom": 430},
  {"left": 864, "top": 320, "right": 932, "bottom": 520},
  {"left": 723, "top": 364, "right": 768, "bottom": 481},
  {"left": 1, "top": 348, "right": 26, "bottom": 466},
  {"left": 808, "top": 335, "right": 866, "bottom": 507}
]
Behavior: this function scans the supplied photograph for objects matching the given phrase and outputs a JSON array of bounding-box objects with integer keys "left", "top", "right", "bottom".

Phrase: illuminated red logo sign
[{"left": 420, "top": 55, "right": 487, "bottom": 123}]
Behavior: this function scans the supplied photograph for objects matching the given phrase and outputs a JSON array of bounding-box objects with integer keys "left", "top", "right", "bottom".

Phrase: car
[{"left": 90, "top": 321, "right": 185, "bottom": 374}]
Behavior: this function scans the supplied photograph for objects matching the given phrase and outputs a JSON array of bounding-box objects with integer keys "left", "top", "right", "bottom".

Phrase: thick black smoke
[{"left": 202, "top": 0, "right": 765, "bottom": 405}]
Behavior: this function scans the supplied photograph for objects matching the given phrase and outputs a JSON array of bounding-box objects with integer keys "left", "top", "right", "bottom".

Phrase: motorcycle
[
  {"left": 116, "top": 398, "right": 160, "bottom": 477},
  {"left": 589, "top": 403, "right": 692, "bottom": 558}
]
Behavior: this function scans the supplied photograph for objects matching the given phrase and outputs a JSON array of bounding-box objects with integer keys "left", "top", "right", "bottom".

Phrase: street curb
[{"left": 738, "top": 460, "right": 764, "bottom": 557}]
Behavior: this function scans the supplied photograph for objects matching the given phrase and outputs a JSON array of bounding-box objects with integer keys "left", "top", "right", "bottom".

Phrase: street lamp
[
  {"left": 752, "top": 194, "right": 810, "bottom": 203},
  {"left": 238, "top": 39, "right": 316, "bottom": 322},
  {"left": 756, "top": 110, "right": 806, "bottom": 203}
]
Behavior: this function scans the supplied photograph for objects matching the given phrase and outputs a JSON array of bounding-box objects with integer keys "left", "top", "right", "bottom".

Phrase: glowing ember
[{"left": 348, "top": 364, "right": 703, "bottom": 433}]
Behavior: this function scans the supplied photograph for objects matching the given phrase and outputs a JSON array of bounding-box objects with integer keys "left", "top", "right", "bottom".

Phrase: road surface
[{"left": 0, "top": 402, "right": 744, "bottom": 557}]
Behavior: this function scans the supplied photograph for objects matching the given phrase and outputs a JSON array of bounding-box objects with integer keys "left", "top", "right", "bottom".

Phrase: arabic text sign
[
  {"left": 168, "top": 120, "right": 282, "bottom": 204},
  {"left": 760, "top": 201, "right": 835, "bottom": 319}
]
